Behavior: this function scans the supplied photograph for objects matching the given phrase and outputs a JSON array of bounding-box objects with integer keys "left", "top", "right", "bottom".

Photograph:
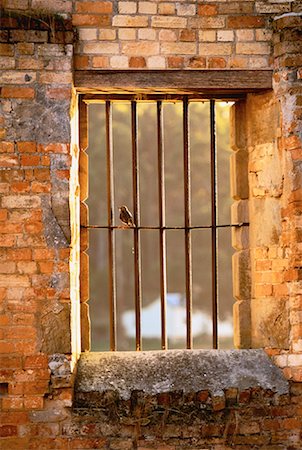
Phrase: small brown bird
[{"left": 118, "top": 205, "right": 135, "bottom": 227}]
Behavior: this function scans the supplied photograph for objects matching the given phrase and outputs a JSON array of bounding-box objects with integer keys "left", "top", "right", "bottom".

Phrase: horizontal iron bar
[{"left": 81, "top": 223, "right": 249, "bottom": 230}]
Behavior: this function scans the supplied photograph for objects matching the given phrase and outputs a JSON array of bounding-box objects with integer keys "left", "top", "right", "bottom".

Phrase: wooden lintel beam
[{"left": 74, "top": 70, "right": 272, "bottom": 94}]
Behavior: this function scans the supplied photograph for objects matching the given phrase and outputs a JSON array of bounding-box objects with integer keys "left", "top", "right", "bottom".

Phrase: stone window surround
[{"left": 74, "top": 69, "right": 275, "bottom": 354}]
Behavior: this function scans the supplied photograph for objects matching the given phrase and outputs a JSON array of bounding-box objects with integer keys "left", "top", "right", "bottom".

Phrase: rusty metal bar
[
  {"left": 82, "top": 223, "right": 249, "bottom": 230},
  {"left": 183, "top": 97, "right": 193, "bottom": 349},
  {"left": 157, "top": 101, "right": 167, "bottom": 350},
  {"left": 210, "top": 99, "right": 218, "bottom": 349},
  {"left": 105, "top": 101, "right": 117, "bottom": 351},
  {"left": 131, "top": 101, "right": 142, "bottom": 351}
]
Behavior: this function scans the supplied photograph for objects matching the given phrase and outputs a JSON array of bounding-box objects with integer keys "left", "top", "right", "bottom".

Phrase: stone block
[
  {"left": 40, "top": 302, "right": 71, "bottom": 354},
  {"left": 230, "top": 100, "right": 247, "bottom": 150},
  {"left": 232, "top": 250, "right": 251, "bottom": 300},
  {"left": 231, "top": 200, "right": 249, "bottom": 224},
  {"left": 246, "top": 92, "right": 279, "bottom": 146},
  {"left": 79, "top": 151, "right": 88, "bottom": 202},
  {"left": 80, "top": 252, "right": 89, "bottom": 302},
  {"left": 230, "top": 150, "right": 249, "bottom": 200},
  {"left": 232, "top": 226, "right": 249, "bottom": 250},
  {"left": 233, "top": 300, "right": 251, "bottom": 349},
  {"left": 249, "top": 198, "right": 281, "bottom": 246},
  {"left": 81, "top": 302, "right": 91, "bottom": 352},
  {"left": 251, "top": 297, "right": 289, "bottom": 348}
]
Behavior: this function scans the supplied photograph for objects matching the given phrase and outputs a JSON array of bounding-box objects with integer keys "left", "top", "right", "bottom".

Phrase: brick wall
[{"left": 0, "top": 1, "right": 302, "bottom": 448}]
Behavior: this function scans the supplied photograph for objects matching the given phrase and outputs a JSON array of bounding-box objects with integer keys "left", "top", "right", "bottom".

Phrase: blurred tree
[{"left": 87, "top": 100, "right": 233, "bottom": 350}]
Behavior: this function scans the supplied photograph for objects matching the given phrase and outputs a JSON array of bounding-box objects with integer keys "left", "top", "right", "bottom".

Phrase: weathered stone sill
[{"left": 75, "top": 349, "right": 288, "bottom": 409}]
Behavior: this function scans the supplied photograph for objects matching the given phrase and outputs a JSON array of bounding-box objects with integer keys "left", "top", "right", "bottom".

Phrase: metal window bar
[
  {"left": 131, "top": 101, "right": 142, "bottom": 351},
  {"left": 82, "top": 95, "right": 249, "bottom": 351},
  {"left": 210, "top": 99, "right": 218, "bottom": 350},
  {"left": 105, "top": 101, "right": 117, "bottom": 351},
  {"left": 157, "top": 101, "right": 167, "bottom": 350},
  {"left": 183, "top": 97, "right": 193, "bottom": 349}
]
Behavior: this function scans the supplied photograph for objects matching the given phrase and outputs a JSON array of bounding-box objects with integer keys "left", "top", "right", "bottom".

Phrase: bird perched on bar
[{"left": 118, "top": 205, "right": 135, "bottom": 227}]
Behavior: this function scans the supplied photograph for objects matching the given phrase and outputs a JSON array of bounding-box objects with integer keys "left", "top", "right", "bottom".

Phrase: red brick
[
  {"left": 17, "top": 142, "right": 36, "bottom": 153},
  {"left": 59, "top": 248, "right": 70, "bottom": 259},
  {"left": 0, "top": 209, "right": 8, "bottom": 221},
  {"left": 24, "top": 354, "right": 48, "bottom": 369},
  {"left": 1, "top": 87, "right": 35, "bottom": 99},
  {"left": 167, "top": 56, "right": 184, "bottom": 68},
  {"left": 72, "top": 14, "right": 111, "bottom": 27},
  {"left": 0, "top": 356, "right": 22, "bottom": 368},
  {"left": 0, "top": 314, "right": 9, "bottom": 325},
  {"left": 188, "top": 56, "right": 206, "bottom": 68},
  {"left": 180, "top": 29, "right": 196, "bottom": 42},
  {"left": 20, "top": 155, "right": 40, "bottom": 166},
  {"left": 74, "top": 55, "right": 90, "bottom": 70},
  {"left": 46, "top": 87, "right": 72, "bottom": 100},
  {"left": 33, "top": 168, "right": 50, "bottom": 181},
  {"left": 38, "top": 143, "right": 69, "bottom": 154},
  {"left": 31, "top": 182, "right": 51, "bottom": 193},
  {"left": 0, "top": 411, "right": 29, "bottom": 425},
  {"left": 7, "top": 248, "right": 32, "bottom": 261},
  {"left": 24, "top": 396, "right": 44, "bottom": 410},
  {"left": 2, "top": 397, "right": 24, "bottom": 410},
  {"left": 129, "top": 56, "right": 146, "bottom": 68},
  {"left": 198, "top": 4, "right": 218, "bottom": 15},
  {"left": 227, "top": 16, "right": 265, "bottom": 29},
  {"left": 22, "top": 381, "right": 49, "bottom": 395},
  {"left": 0, "top": 223, "right": 23, "bottom": 234},
  {"left": 0, "top": 155, "right": 19, "bottom": 167},
  {"left": 55, "top": 169, "right": 69, "bottom": 180},
  {"left": 4, "top": 326, "right": 36, "bottom": 340},
  {"left": 32, "top": 249, "right": 55, "bottom": 260},
  {"left": 38, "top": 261, "right": 54, "bottom": 273},
  {"left": 11, "top": 181, "right": 30, "bottom": 192},
  {"left": 0, "top": 235, "right": 15, "bottom": 247},
  {"left": 0, "top": 425, "right": 18, "bottom": 437},
  {"left": 208, "top": 57, "right": 227, "bottom": 68},
  {"left": 0, "top": 142, "right": 14, "bottom": 153}
]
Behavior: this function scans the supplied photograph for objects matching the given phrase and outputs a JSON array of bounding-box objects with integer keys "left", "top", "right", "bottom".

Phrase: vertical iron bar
[
  {"left": 210, "top": 99, "right": 218, "bottom": 349},
  {"left": 106, "top": 101, "right": 117, "bottom": 351},
  {"left": 131, "top": 101, "right": 142, "bottom": 351},
  {"left": 157, "top": 101, "right": 167, "bottom": 350},
  {"left": 183, "top": 97, "right": 193, "bottom": 349}
]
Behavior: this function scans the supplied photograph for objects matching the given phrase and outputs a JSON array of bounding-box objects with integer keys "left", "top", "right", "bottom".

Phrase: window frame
[{"left": 76, "top": 69, "right": 273, "bottom": 353}]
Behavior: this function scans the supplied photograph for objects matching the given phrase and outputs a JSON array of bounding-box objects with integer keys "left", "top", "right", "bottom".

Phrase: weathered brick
[
  {"left": 122, "top": 41, "right": 159, "bottom": 55},
  {"left": 151, "top": 16, "right": 187, "bottom": 28},
  {"left": 72, "top": 14, "right": 111, "bottom": 27},
  {"left": 227, "top": 16, "right": 266, "bottom": 29},
  {"left": 139, "top": 1, "right": 157, "bottom": 15},
  {"left": 113, "top": 15, "right": 148, "bottom": 27},
  {"left": 236, "top": 42, "right": 270, "bottom": 55},
  {"left": 75, "top": 1, "right": 112, "bottom": 13},
  {"left": 199, "top": 43, "right": 232, "bottom": 56},
  {"left": 197, "top": 4, "right": 218, "bottom": 16},
  {"left": 1, "top": 87, "right": 35, "bottom": 99},
  {"left": 83, "top": 42, "right": 119, "bottom": 54},
  {"left": 158, "top": 3, "right": 175, "bottom": 15},
  {"left": 110, "top": 55, "right": 129, "bottom": 68},
  {"left": 161, "top": 42, "right": 196, "bottom": 55},
  {"left": 128, "top": 56, "right": 146, "bottom": 68},
  {"left": 119, "top": 1, "right": 137, "bottom": 14}
]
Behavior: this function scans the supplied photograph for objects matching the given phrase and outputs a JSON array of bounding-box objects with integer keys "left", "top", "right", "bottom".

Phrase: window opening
[{"left": 83, "top": 95, "right": 248, "bottom": 351}]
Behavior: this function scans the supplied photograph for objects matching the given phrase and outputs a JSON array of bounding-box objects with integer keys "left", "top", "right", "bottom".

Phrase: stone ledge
[{"left": 75, "top": 349, "right": 289, "bottom": 407}]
